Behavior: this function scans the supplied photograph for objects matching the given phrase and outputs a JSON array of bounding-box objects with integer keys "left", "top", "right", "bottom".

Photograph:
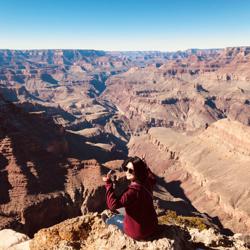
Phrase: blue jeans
[{"left": 106, "top": 214, "right": 124, "bottom": 232}]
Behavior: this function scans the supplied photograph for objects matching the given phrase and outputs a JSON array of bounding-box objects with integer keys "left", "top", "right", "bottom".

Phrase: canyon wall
[{"left": 129, "top": 119, "right": 250, "bottom": 234}]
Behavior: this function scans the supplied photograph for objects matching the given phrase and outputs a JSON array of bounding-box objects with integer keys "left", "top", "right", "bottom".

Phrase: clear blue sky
[{"left": 1, "top": 0, "right": 250, "bottom": 51}]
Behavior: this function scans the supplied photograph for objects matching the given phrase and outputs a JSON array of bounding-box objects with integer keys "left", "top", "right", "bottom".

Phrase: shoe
[{"left": 101, "top": 213, "right": 109, "bottom": 223}]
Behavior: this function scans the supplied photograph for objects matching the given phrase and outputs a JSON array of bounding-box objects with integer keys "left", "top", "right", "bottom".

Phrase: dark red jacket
[{"left": 105, "top": 169, "right": 158, "bottom": 240}]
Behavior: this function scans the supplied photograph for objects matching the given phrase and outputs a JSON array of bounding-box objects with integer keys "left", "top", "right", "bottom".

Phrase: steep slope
[
  {"left": 128, "top": 119, "right": 250, "bottom": 234},
  {"left": 0, "top": 95, "right": 124, "bottom": 236}
]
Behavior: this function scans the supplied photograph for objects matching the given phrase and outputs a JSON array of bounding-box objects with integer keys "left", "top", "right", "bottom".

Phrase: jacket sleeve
[{"left": 105, "top": 181, "right": 138, "bottom": 211}]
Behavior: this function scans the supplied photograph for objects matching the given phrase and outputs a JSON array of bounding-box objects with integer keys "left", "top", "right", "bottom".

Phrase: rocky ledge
[{"left": 0, "top": 211, "right": 249, "bottom": 250}]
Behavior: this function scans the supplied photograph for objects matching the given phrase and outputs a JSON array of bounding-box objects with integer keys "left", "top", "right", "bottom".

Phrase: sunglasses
[{"left": 123, "top": 166, "right": 134, "bottom": 174}]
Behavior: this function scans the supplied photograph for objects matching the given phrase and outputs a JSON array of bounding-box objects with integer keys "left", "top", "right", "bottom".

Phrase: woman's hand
[{"left": 102, "top": 170, "right": 113, "bottom": 182}]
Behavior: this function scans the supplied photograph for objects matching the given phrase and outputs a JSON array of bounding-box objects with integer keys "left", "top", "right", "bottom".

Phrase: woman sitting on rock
[{"left": 102, "top": 156, "right": 158, "bottom": 240}]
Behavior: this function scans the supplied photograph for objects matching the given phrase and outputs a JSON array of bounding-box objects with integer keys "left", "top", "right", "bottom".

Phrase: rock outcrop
[
  {"left": 0, "top": 229, "right": 30, "bottom": 250},
  {"left": 27, "top": 212, "right": 249, "bottom": 250}
]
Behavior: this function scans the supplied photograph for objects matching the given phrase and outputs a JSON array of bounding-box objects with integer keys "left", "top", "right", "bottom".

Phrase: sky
[{"left": 0, "top": 0, "right": 250, "bottom": 51}]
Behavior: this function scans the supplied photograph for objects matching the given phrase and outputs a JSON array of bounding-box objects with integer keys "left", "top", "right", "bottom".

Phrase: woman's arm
[{"left": 105, "top": 181, "right": 137, "bottom": 211}]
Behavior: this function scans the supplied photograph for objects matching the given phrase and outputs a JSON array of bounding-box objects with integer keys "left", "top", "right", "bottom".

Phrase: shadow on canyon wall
[
  {"left": 155, "top": 176, "right": 234, "bottom": 236},
  {"left": 66, "top": 131, "right": 127, "bottom": 163}
]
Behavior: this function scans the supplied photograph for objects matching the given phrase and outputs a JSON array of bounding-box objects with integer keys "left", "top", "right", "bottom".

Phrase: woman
[{"left": 103, "top": 156, "right": 158, "bottom": 240}]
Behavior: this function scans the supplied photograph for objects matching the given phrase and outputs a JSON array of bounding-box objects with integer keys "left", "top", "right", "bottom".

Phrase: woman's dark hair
[{"left": 122, "top": 156, "right": 148, "bottom": 183}]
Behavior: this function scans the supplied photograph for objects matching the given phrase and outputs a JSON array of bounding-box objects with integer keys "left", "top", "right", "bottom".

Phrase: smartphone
[{"left": 108, "top": 169, "right": 114, "bottom": 175}]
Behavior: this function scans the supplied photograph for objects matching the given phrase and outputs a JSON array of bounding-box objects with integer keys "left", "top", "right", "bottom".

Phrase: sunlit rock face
[
  {"left": 128, "top": 119, "right": 250, "bottom": 234},
  {"left": 0, "top": 229, "right": 30, "bottom": 250}
]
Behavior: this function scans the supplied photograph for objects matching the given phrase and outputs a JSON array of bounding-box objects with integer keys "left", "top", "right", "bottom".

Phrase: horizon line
[{"left": 0, "top": 46, "right": 249, "bottom": 53}]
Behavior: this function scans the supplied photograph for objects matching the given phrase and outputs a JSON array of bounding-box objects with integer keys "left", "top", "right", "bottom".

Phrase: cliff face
[
  {"left": 128, "top": 119, "right": 250, "bottom": 234},
  {"left": 0, "top": 96, "right": 123, "bottom": 236}
]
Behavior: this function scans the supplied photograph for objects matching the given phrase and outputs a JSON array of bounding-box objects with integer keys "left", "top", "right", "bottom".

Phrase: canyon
[{"left": 0, "top": 47, "right": 250, "bottom": 248}]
